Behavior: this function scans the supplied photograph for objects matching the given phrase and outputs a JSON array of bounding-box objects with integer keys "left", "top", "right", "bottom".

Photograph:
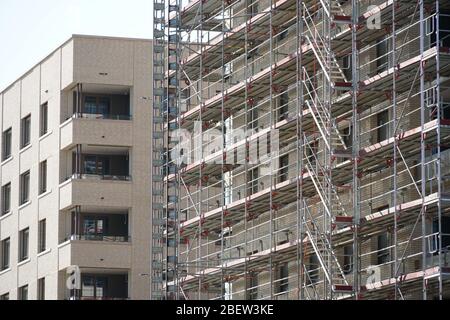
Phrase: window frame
[
  {"left": 39, "top": 160, "right": 47, "bottom": 194},
  {"left": 2, "top": 127, "right": 12, "bottom": 161},
  {"left": 277, "top": 263, "right": 289, "bottom": 294},
  {"left": 38, "top": 277, "right": 45, "bottom": 300},
  {"left": 1, "top": 182, "right": 11, "bottom": 215},
  {"left": 18, "top": 285, "right": 28, "bottom": 300},
  {"left": 377, "top": 232, "right": 391, "bottom": 265},
  {"left": 279, "top": 154, "right": 289, "bottom": 183},
  {"left": 38, "top": 219, "right": 47, "bottom": 253},
  {"left": 19, "top": 227, "right": 29, "bottom": 262},
  {"left": 19, "top": 170, "right": 30, "bottom": 205},
  {"left": 40, "top": 102, "right": 48, "bottom": 136},
  {"left": 0, "top": 293, "right": 9, "bottom": 300},
  {"left": 377, "top": 110, "right": 390, "bottom": 143},
  {"left": 20, "top": 114, "right": 31, "bottom": 149},
  {"left": 1, "top": 237, "right": 10, "bottom": 271}
]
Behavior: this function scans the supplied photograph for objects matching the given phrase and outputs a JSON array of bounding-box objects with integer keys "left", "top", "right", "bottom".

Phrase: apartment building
[
  {"left": 0, "top": 35, "right": 152, "bottom": 300},
  {"left": 153, "top": 0, "right": 450, "bottom": 299}
]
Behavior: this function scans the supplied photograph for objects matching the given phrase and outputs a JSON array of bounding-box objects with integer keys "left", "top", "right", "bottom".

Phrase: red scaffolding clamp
[{"left": 201, "top": 230, "right": 210, "bottom": 237}]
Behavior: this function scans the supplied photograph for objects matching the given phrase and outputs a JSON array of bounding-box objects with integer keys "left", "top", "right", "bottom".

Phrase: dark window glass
[
  {"left": 38, "top": 278, "right": 45, "bottom": 300},
  {"left": 0, "top": 293, "right": 9, "bottom": 300},
  {"left": 308, "top": 254, "right": 319, "bottom": 284},
  {"left": 376, "top": 37, "right": 390, "bottom": 73},
  {"left": 18, "top": 285, "right": 28, "bottom": 300},
  {"left": 246, "top": 272, "right": 258, "bottom": 300},
  {"left": 40, "top": 103, "right": 48, "bottom": 136},
  {"left": 83, "top": 155, "right": 110, "bottom": 176},
  {"left": 279, "top": 155, "right": 289, "bottom": 183},
  {"left": 344, "top": 245, "right": 353, "bottom": 274},
  {"left": 38, "top": 219, "right": 46, "bottom": 253},
  {"left": 377, "top": 110, "right": 389, "bottom": 142},
  {"left": 1, "top": 238, "right": 10, "bottom": 270},
  {"left": 21, "top": 115, "right": 31, "bottom": 148},
  {"left": 277, "top": 263, "right": 289, "bottom": 294},
  {"left": 20, "top": 171, "right": 30, "bottom": 205},
  {"left": 2, "top": 128, "right": 12, "bottom": 161},
  {"left": 84, "top": 96, "right": 110, "bottom": 118},
  {"left": 432, "top": 217, "right": 450, "bottom": 254},
  {"left": 83, "top": 217, "right": 106, "bottom": 240},
  {"left": 279, "top": 93, "right": 289, "bottom": 121},
  {"left": 247, "top": 168, "right": 259, "bottom": 195},
  {"left": 39, "top": 160, "right": 47, "bottom": 194},
  {"left": 19, "top": 228, "right": 29, "bottom": 262},
  {"left": 82, "top": 275, "right": 108, "bottom": 299},
  {"left": 377, "top": 233, "right": 391, "bottom": 264},
  {"left": 1, "top": 183, "right": 11, "bottom": 215}
]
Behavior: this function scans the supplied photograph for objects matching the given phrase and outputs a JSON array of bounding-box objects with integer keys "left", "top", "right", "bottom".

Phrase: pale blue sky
[{"left": 0, "top": 0, "right": 152, "bottom": 91}]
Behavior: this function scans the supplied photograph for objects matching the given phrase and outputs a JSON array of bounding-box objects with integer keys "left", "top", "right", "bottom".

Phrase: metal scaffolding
[{"left": 152, "top": 0, "right": 450, "bottom": 300}]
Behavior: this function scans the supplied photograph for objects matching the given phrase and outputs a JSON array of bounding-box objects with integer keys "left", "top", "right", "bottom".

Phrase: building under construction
[{"left": 151, "top": 0, "right": 450, "bottom": 300}]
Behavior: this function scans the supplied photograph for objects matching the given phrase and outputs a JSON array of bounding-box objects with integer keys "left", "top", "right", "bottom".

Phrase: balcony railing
[
  {"left": 69, "top": 234, "right": 131, "bottom": 243},
  {"left": 73, "top": 296, "right": 129, "bottom": 301},
  {"left": 64, "top": 173, "right": 132, "bottom": 182},
  {"left": 75, "top": 112, "right": 132, "bottom": 121}
]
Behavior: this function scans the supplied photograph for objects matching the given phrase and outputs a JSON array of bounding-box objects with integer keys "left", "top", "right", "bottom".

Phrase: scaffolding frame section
[{"left": 153, "top": 0, "right": 450, "bottom": 300}]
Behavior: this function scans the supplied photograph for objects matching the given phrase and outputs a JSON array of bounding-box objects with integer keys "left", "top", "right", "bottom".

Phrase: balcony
[
  {"left": 65, "top": 212, "right": 130, "bottom": 243},
  {"left": 60, "top": 84, "right": 133, "bottom": 150},
  {"left": 60, "top": 117, "right": 132, "bottom": 150},
  {"left": 58, "top": 237, "right": 132, "bottom": 270},
  {"left": 66, "top": 273, "right": 129, "bottom": 300}
]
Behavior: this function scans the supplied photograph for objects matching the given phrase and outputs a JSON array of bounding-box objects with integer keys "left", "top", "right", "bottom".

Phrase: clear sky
[{"left": 0, "top": 0, "right": 152, "bottom": 91}]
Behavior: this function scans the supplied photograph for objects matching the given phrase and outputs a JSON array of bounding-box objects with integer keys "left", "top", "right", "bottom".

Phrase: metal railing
[{"left": 69, "top": 234, "right": 131, "bottom": 243}]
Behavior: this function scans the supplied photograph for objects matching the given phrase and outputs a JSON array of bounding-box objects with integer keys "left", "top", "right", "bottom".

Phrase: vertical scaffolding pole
[{"left": 351, "top": 0, "right": 360, "bottom": 300}]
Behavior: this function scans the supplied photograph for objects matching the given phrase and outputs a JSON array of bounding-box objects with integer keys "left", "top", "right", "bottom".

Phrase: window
[
  {"left": 246, "top": 0, "right": 259, "bottom": 16},
  {"left": 19, "top": 170, "right": 30, "bottom": 205},
  {"left": 279, "top": 92, "right": 289, "bottom": 121},
  {"left": 343, "top": 245, "right": 353, "bottom": 274},
  {"left": 1, "top": 183, "right": 11, "bottom": 216},
  {"left": 40, "top": 103, "right": 48, "bottom": 136},
  {"left": 84, "top": 96, "right": 110, "bottom": 118},
  {"left": 305, "top": 139, "right": 318, "bottom": 165},
  {"left": 39, "top": 160, "right": 47, "bottom": 194},
  {"left": 277, "top": 29, "right": 289, "bottom": 42},
  {"left": 249, "top": 108, "right": 258, "bottom": 131},
  {"left": 21, "top": 115, "right": 31, "bottom": 148},
  {"left": 224, "top": 171, "right": 233, "bottom": 205},
  {"left": 431, "top": 216, "right": 450, "bottom": 254},
  {"left": 19, "top": 227, "right": 29, "bottom": 262},
  {"left": 82, "top": 275, "right": 108, "bottom": 299},
  {"left": 1, "top": 238, "right": 10, "bottom": 271},
  {"left": 376, "top": 36, "right": 390, "bottom": 73},
  {"left": 18, "top": 285, "right": 28, "bottom": 300},
  {"left": 38, "top": 278, "right": 45, "bottom": 300},
  {"left": 38, "top": 219, "right": 46, "bottom": 253},
  {"left": 377, "top": 110, "right": 389, "bottom": 143},
  {"left": 2, "top": 128, "right": 12, "bottom": 161},
  {"left": 0, "top": 293, "right": 9, "bottom": 300},
  {"left": 342, "top": 126, "right": 352, "bottom": 149},
  {"left": 247, "top": 168, "right": 259, "bottom": 195},
  {"left": 277, "top": 263, "right": 289, "bottom": 294},
  {"left": 246, "top": 272, "right": 258, "bottom": 300},
  {"left": 83, "top": 217, "right": 106, "bottom": 240},
  {"left": 308, "top": 254, "right": 320, "bottom": 284},
  {"left": 83, "top": 155, "right": 110, "bottom": 176},
  {"left": 377, "top": 232, "right": 391, "bottom": 264},
  {"left": 279, "top": 155, "right": 289, "bottom": 183},
  {"left": 342, "top": 54, "right": 352, "bottom": 81}
]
